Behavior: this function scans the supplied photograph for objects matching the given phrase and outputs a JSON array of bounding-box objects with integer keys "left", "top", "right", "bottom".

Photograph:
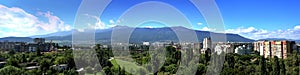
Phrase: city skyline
[{"left": 0, "top": 0, "right": 300, "bottom": 40}]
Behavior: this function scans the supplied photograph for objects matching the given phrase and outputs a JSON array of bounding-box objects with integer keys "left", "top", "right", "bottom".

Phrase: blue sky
[{"left": 0, "top": 0, "right": 300, "bottom": 40}]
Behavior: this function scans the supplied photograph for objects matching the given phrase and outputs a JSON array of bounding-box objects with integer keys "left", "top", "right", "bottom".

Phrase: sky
[{"left": 0, "top": 0, "right": 300, "bottom": 40}]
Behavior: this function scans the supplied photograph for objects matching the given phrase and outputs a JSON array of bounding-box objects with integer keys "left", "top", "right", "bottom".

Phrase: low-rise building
[
  {"left": 28, "top": 43, "right": 54, "bottom": 52},
  {"left": 14, "top": 42, "right": 28, "bottom": 52},
  {"left": 235, "top": 45, "right": 251, "bottom": 55},
  {"left": 297, "top": 44, "right": 300, "bottom": 52},
  {"left": 213, "top": 43, "right": 234, "bottom": 54},
  {"left": 142, "top": 42, "right": 150, "bottom": 46},
  {"left": 0, "top": 38, "right": 57, "bottom": 52},
  {"left": 0, "top": 41, "right": 15, "bottom": 51}
]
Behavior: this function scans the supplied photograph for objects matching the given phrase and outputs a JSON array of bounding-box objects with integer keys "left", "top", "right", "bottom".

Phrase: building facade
[
  {"left": 234, "top": 45, "right": 251, "bottom": 55},
  {"left": 297, "top": 44, "right": 300, "bottom": 52},
  {"left": 0, "top": 38, "right": 56, "bottom": 52},
  {"left": 203, "top": 37, "right": 212, "bottom": 49},
  {"left": 34, "top": 38, "right": 45, "bottom": 44},
  {"left": 254, "top": 40, "right": 295, "bottom": 59},
  {"left": 0, "top": 41, "right": 15, "bottom": 51},
  {"left": 201, "top": 37, "right": 212, "bottom": 54}
]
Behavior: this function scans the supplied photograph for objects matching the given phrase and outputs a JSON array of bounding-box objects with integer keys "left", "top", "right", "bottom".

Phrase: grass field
[{"left": 110, "top": 58, "right": 149, "bottom": 74}]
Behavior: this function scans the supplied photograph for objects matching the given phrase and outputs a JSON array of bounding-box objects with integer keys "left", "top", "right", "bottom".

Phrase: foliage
[
  {"left": 1, "top": 44, "right": 300, "bottom": 75},
  {"left": 0, "top": 66, "right": 24, "bottom": 75}
]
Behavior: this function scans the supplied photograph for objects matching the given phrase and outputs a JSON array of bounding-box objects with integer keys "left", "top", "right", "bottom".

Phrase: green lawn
[
  {"left": 110, "top": 58, "right": 149, "bottom": 74},
  {"left": 84, "top": 72, "right": 103, "bottom": 75}
]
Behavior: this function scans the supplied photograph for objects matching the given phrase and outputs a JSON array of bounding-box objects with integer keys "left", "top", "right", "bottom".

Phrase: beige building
[{"left": 254, "top": 40, "right": 295, "bottom": 59}]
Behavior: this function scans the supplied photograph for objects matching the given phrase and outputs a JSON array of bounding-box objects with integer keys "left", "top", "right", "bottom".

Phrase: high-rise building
[
  {"left": 203, "top": 37, "right": 212, "bottom": 49},
  {"left": 254, "top": 40, "right": 295, "bottom": 59},
  {"left": 254, "top": 41, "right": 265, "bottom": 55},
  {"left": 201, "top": 37, "right": 212, "bottom": 54}
]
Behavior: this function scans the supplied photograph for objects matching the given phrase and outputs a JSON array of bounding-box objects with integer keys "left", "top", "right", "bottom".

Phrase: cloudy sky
[{"left": 0, "top": 0, "right": 300, "bottom": 40}]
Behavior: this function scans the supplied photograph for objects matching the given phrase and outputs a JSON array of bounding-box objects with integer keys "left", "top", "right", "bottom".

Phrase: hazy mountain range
[{"left": 2, "top": 26, "right": 297, "bottom": 43}]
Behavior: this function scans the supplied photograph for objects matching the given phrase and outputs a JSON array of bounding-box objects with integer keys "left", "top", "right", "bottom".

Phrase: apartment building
[{"left": 254, "top": 40, "right": 295, "bottom": 59}]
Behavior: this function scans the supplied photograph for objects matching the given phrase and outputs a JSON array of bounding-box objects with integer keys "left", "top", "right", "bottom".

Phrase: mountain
[
  {"left": 44, "top": 26, "right": 254, "bottom": 43},
  {"left": 1, "top": 26, "right": 254, "bottom": 43},
  {"left": 257, "top": 38, "right": 294, "bottom": 41},
  {"left": 258, "top": 38, "right": 300, "bottom": 43},
  {"left": 30, "top": 28, "right": 113, "bottom": 38},
  {"left": 0, "top": 37, "right": 33, "bottom": 42},
  {"left": 30, "top": 30, "right": 76, "bottom": 38}
]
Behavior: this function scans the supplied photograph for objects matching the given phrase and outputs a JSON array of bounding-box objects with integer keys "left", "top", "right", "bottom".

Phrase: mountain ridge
[{"left": 0, "top": 26, "right": 255, "bottom": 43}]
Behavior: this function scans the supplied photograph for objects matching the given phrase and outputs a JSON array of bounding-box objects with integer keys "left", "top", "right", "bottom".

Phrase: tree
[
  {"left": 8, "top": 49, "right": 15, "bottom": 55},
  {"left": 65, "top": 69, "right": 78, "bottom": 75},
  {"left": 0, "top": 66, "right": 24, "bottom": 75},
  {"left": 274, "top": 56, "right": 280, "bottom": 75},
  {"left": 196, "top": 63, "right": 206, "bottom": 75},
  {"left": 103, "top": 66, "right": 112, "bottom": 75},
  {"left": 260, "top": 56, "right": 266, "bottom": 75},
  {"left": 54, "top": 56, "right": 68, "bottom": 65},
  {"left": 6, "top": 57, "right": 20, "bottom": 67},
  {"left": 39, "top": 59, "right": 51, "bottom": 74},
  {"left": 36, "top": 47, "right": 41, "bottom": 56},
  {"left": 205, "top": 49, "right": 210, "bottom": 65}
]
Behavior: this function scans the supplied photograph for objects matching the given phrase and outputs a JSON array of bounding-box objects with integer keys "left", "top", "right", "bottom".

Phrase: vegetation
[{"left": 0, "top": 44, "right": 300, "bottom": 75}]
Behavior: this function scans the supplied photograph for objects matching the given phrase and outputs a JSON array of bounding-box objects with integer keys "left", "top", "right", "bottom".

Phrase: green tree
[
  {"left": 6, "top": 57, "right": 20, "bottom": 67},
  {"left": 39, "top": 58, "right": 51, "bottom": 74},
  {"left": 8, "top": 49, "right": 15, "bottom": 55},
  {"left": 260, "top": 56, "right": 266, "bottom": 75},
  {"left": 0, "top": 66, "right": 24, "bottom": 75},
  {"left": 36, "top": 47, "right": 41, "bottom": 56},
  {"left": 54, "top": 56, "right": 68, "bottom": 65},
  {"left": 274, "top": 56, "right": 280, "bottom": 75},
  {"left": 196, "top": 63, "right": 206, "bottom": 75}
]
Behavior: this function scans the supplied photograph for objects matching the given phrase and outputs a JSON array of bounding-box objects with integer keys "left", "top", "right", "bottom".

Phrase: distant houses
[
  {"left": 0, "top": 38, "right": 57, "bottom": 52},
  {"left": 0, "top": 41, "right": 17, "bottom": 51},
  {"left": 297, "top": 44, "right": 300, "bottom": 52}
]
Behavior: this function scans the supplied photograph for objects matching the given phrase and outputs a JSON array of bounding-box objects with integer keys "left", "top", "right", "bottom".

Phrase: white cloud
[
  {"left": 294, "top": 25, "right": 300, "bottom": 30},
  {"left": 82, "top": 14, "right": 122, "bottom": 31},
  {"left": 109, "top": 20, "right": 115, "bottom": 24},
  {"left": 225, "top": 27, "right": 267, "bottom": 34},
  {"left": 108, "top": 19, "right": 121, "bottom": 28},
  {"left": 84, "top": 14, "right": 119, "bottom": 30},
  {"left": 225, "top": 26, "right": 300, "bottom": 40},
  {"left": 116, "top": 20, "right": 121, "bottom": 23},
  {"left": 199, "top": 27, "right": 216, "bottom": 31},
  {"left": 197, "top": 22, "right": 203, "bottom": 25},
  {"left": 144, "top": 26, "right": 153, "bottom": 28},
  {"left": 107, "top": 25, "right": 117, "bottom": 28},
  {"left": 89, "top": 15, "right": 105, "bottom": 29},
  {"left": 0, "top": 4, "right": 71, "bottom": 37},
  {"left": 37, "top": 11, "right": 72, "bottom": 31}
]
